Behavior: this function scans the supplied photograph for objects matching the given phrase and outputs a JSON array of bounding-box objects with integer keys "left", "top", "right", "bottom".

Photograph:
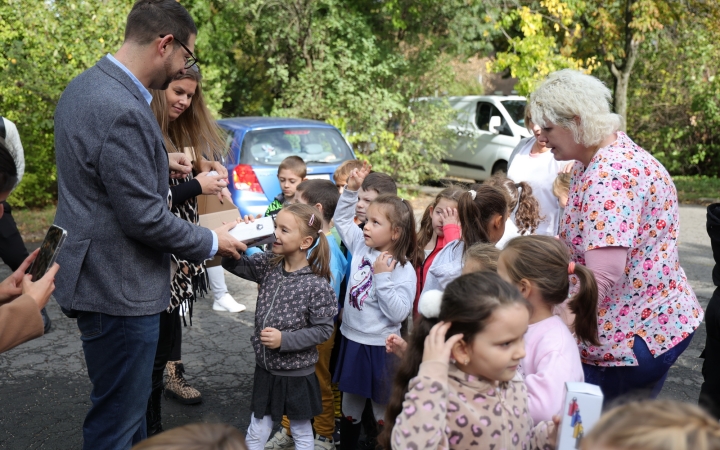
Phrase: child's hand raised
[
  {"left": 386, "top": 333, "right": 408, "bottom": 358},
  {"left": 260, "top": 327, "right": 282, "bottom": 349},
  {"left": 438, "top": 207, "right": 460, "bottom": 227},
  {"left": 346, "top": 161, "right": 372, "bottom": 192},
  {"left": 422, "top": 321, "right": 464, "bottom": 365},
  {"left": 373, "top": 252, "right": 396, "bottom": 274}
]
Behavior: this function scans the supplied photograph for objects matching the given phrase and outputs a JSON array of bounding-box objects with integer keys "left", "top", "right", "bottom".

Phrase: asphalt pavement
[{"left": 0, "top": 204, "right": 715, "bottom": 448}]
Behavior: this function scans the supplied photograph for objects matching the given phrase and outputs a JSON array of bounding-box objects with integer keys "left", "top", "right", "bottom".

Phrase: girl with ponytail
[
  {"left": 222, "top": 203, "right": 337, "bottom": 450},
  {"left": 485, "top": 173, "right": 544, "bottom": 249},
  {"left": 421, "top": 184, "right": 507, "bottom": 294},
  {"left": 497, "top": 235, "right": 597, "bottom": 423},
  {"left": 381, "top": 272, "right": 556, "bottom": 450}
]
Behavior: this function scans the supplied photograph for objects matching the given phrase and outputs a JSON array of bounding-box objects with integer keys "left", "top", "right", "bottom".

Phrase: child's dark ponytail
[
  {"left": 485, "top": 174, "right": 543, "bottom": 235},
  {"left": 457, "top": 184, "right": 507, "bottom": 251},
  {"left": 503, "top": 235, "right": 600, "bottom": 346}
]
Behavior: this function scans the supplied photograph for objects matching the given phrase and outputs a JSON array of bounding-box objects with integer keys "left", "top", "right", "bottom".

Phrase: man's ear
[{"left": 157, "top": 35, "right": 174, "bottom": 57}]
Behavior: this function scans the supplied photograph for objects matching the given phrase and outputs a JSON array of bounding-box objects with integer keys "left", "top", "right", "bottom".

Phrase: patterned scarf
[{"left": 167, "top": 173, "right": 208, "bottom": 322}]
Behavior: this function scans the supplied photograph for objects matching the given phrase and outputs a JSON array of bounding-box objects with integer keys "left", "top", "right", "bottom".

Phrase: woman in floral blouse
[{"left": 527, "top": 69, "right": 704, "bottom": 403}]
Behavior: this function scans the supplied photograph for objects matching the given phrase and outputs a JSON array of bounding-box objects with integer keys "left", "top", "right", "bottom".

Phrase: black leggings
[
  {"left": 0, "top": 202, "right": 29, "bottom": 271},
  {"left": 152, "top": 307, "right": 181, "bottom": 390}
]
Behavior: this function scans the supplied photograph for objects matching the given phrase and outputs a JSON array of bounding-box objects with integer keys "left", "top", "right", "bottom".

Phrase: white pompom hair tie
[{"left": 418, "top": 290, "right": 443, "bottom": 319}]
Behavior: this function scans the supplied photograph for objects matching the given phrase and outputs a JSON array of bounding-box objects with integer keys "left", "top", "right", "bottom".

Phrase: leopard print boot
[{"left": 164, "top": 361, "right": 202, "bottom": 405}]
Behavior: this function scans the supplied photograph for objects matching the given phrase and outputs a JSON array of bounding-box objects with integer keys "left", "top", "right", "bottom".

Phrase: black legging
[{"left": 0, "top": 202, "right": 29, "bottom": 271}]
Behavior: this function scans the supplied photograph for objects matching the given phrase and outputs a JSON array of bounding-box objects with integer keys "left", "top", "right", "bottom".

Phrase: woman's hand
[
  {"left": 422, "top": 321, "right": 464, "bottom": 364},
  {"left": 0, "top": 249, "right": 39, "bottom": 304},
  {"left": 386, "top": 333, "right": 408, "bottom": 358},
  {"left": 196, "top": 171, "right": 227, "bottom": 195},
  {"left": 22, "top": 262, "right": 60, "bottom": 310},
  {"left": 198, "top": 158, "right": 229, "bottom": 179},
  {"left": 438, "top": 207, "right": 460, "bottom": 227},
  {"left": 346, "top": 161, "right": 371, "bottom": 192},
  {"left": 260, "top": 327, "right": 282, "bottom": 349},
  {"left": 373, "top": 251, "right": 397, "bottom": 274},
  {"left": 168, "top": 153, "right": 192, "bottom": 179}
]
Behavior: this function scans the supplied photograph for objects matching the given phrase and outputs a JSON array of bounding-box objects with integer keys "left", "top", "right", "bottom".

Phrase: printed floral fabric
[{"left": 560, "top": 132, "right": 704, "bottom": 367}]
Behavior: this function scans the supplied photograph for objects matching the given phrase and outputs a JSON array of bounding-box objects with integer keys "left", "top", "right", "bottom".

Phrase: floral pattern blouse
[{"left": 560, "top": 132, "right": 704, "bottom": 367}]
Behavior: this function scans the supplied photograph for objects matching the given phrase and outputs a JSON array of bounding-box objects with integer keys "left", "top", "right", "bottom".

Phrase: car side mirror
[{"left": 489, "top": 116, "right": 502, "bottom": 134}]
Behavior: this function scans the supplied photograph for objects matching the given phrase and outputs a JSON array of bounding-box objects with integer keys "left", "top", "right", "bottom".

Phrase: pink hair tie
[
  {"left": 568, "top": 262, "right": 576, "bottom": 275},
  {"left": 308, "top": 214, "right": 315, "bottom": 226}
]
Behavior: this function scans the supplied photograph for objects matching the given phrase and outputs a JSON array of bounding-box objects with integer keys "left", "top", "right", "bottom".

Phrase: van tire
[{"left": 491, "top": 160, "right": 508, "bottom": 175}]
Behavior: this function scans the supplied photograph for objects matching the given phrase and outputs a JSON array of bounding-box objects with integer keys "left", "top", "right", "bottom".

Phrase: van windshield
[
  {"left": 240, "top": 128, "right": 353, "bottom": 165},
  {"left": 501, "top": 100, "right": 527, "bottom": 127}
]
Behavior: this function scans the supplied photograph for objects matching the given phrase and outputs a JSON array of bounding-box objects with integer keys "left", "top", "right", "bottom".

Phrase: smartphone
[{"left": 27, "top": 225, "right": 67, "bottom": 281}]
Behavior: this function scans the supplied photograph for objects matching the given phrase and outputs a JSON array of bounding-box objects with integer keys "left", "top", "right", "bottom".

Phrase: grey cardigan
[{"left": 53, "top": 56, "right": 214, "bottom": 316}]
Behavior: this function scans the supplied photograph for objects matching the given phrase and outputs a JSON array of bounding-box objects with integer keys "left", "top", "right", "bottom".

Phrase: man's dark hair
[
  {"left": 361, "top": 172, "right": 397, "bottom": 196},
  {"left": 125, "top": 0, "right": 197, "bottom": 46},
  {"left": 0, "top": 138, "right": 18, "bottom": 193},
  {"left": 297, "top": 179, "right": 340, "bottom": 223}
]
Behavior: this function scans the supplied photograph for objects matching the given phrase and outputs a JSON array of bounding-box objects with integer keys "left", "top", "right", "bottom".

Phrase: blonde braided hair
[{"left": 582, "top": 400, "right": 720, "bottom": 450}]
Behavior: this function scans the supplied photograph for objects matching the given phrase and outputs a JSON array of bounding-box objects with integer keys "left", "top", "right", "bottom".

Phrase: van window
[
  {"left": 475, "top": 102, "right": 512, "bottom": 137},
  {"left": 501, "top": 100, "right": 527, "bottom": 127}
]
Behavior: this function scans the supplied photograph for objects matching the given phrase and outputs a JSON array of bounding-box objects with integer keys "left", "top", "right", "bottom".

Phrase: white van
[{"left": 444, "top": 95, "right": 530, "bottom": 181}]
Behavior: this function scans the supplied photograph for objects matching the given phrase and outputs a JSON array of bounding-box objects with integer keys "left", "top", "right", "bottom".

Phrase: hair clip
[
  {"left": 308, "top": 214, "right": 315, "bottom": 226},
  {"left": 318, "top": 229, "right": 323, "bottom": 235},
  {"left": 468, "top": 190, "right": 477, "bottom": 200}
]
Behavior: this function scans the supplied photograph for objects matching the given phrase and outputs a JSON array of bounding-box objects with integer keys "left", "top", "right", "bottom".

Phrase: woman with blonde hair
[
  {"left": 146, "top": 65, "right": 242, "bottom": 435},
  {"left": 581, "top": 400, "right": 720, "bottom": 450},
  {"left": 529, "top": 69, "right": 703, "bottom": 403}
]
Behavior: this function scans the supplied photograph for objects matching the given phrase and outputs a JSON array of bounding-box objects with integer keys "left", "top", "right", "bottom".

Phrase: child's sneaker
[
  {"left": 332, "top": 419, "right": 341, "bottom": 447},
  {"left": 264, "top": 429, "right": 295, "bottom": 450},
  {"left": 314, "top": 435, "right": 334, "bottom": 450}
]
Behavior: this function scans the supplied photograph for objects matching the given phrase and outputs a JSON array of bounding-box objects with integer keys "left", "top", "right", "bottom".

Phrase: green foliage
[
  {"left": 672, "top": 176, "right": 720, "bottom": 203},
  {"left": 0, "top": 0, "right": 129, "bottom": 207}
]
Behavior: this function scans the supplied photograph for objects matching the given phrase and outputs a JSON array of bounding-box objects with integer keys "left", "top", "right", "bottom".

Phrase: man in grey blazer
[{"left": 53, "top": 2, "right": 246, "bottom": 448}]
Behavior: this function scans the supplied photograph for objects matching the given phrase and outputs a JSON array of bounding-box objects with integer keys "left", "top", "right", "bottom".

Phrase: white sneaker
[
  {"left": 314, "top": 435, "right": 335, "bottom": 450},
  {"left": 264, "top": 429, "right": 294, "bottom": 450},
  {"left": 212, "top": 293, "right": 246, "bottom": 312}
]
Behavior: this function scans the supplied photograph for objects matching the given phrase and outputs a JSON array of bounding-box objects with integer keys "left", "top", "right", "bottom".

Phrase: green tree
[{"left": 0, "top": 0, "right": 129, "bottom": 207}]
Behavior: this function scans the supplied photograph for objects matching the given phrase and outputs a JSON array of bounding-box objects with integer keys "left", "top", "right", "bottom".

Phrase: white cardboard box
[
  {"left": 229, "top": 216, "right": 276, "bottom": 248},
  {"left": 556, "top": 382, "right": 603, "bottom": 450}
]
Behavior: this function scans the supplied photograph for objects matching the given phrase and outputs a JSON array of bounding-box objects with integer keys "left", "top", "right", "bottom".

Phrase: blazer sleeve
[
  {"left": 96, "top": 109, "right": 213, "bottom": 261},
  {"left": 0, "top": 295, "right": 44, "bottom": 354}
]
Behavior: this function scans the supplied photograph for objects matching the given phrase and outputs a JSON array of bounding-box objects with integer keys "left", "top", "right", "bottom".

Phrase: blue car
[{"left": 217, "top": 117, "right": 356, "bottom": 217}]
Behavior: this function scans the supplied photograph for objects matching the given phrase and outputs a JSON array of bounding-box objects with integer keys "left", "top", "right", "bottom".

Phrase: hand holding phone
[{"left": 27, "top": 225, "right": 67, "bottom": 282}]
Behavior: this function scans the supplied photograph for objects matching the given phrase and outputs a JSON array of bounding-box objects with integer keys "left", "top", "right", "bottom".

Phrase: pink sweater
[{"left": 517, "top": 316, "right": 584, "bottom": 423}]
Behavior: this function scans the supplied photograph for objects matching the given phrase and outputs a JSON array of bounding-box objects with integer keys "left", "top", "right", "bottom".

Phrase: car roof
[
  {"left": 445, "top": 95, "right": 526, "bottom": 102},
  {"left": 217, "top": 117, "right": 337, "bottom": 132}
]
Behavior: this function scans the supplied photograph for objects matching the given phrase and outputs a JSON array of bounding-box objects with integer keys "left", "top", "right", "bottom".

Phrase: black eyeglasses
[{"left": 159, "top": 34, "right": 198, "bottom": 69}]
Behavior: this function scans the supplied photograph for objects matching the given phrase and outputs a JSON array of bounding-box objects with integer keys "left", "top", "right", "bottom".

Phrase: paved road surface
[{"left": 0, "top": 205, "right": 715, "bottom": 448}]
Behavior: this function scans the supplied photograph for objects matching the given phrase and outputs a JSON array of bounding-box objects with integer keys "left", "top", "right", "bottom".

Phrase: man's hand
[
  {"left": 260, "top": 327, "right": 282, "bottom": 349},
  {"left": 0, "top": 249, "right": 39, "bottom": 304},
  {"left": 346, "top": 161, "right": 371, "bottom": 192},
  {"left": 22, "top": 262, "right": 59, "bottom": 310},
  {"left": 168, "top": 153, "right": 193, "bottom": 179},
  {"left": 214, "top": 221, "right": 247, "bottom": 259}
]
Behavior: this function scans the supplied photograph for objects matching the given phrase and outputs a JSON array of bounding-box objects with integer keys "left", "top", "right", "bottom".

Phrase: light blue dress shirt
[{"left": 106, "top": 54, "right": 218, "bottom": 257}]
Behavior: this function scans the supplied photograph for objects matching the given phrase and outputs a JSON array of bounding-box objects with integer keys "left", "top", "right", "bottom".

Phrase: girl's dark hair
[
  {"left": 416, "top": 185, "right": 465, "bottom": 252},
  {"left": 371, "top": 194, "right": 420, "bottom": 267},
  {"left": 485, "top": 174, "right": 543, "bottom": 235},
  {"left": 457, "top": 184, "right": 507, "bottom": 250},
  {"left": 381, "top": 272, "right": 530, "bottom": 450},
  {"left": 503, "top": 235, "right": 599, "bottom": 345},
  {"left": 0, "top": 138, "right": 18, "bottom": 193},
  {"left": 270, "top": 203, "right": 331, "bottom": 281}
]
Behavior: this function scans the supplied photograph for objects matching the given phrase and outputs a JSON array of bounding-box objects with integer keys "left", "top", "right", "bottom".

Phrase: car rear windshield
[
  {"left": 240, "top": 128, "right": 353, "bottom": 165},
  {"left": 501, "top": 100, "right": 527, "bottom": 127}
]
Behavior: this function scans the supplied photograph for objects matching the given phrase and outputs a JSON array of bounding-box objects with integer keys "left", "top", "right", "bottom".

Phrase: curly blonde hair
[
  {"left": 528, "top": 69, "right": 623, "bottom": 148},
  {"left": 582, "top": 400, "right": 720, "bottom": 450}
]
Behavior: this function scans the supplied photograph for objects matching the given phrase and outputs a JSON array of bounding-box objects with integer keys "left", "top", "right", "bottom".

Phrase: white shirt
[
  {"left": 2, "top": 117, "right": 24, "bottom": 191},
  {"left": 507, "top": 138, "right": 566, "bottom": 236}
]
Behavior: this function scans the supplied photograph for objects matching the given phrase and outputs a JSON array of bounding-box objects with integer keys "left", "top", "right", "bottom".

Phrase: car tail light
[{"left": 233, "top": 164, "right": 263, "bottom": 193}]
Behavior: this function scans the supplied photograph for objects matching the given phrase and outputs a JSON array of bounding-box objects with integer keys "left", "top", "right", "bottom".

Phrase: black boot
[
  {"left": 340, "top": 417, "right": 362, "bottom": 450},
  {"left": 146, "top": 370, "right": 164, "bottom": 436}
]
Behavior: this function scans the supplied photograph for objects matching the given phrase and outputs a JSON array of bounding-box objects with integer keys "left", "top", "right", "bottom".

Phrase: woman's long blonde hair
[
  {"left": 150, "top": 66, "right": 227, "bottom": 171},
  {"left": 582, "top": 400, "right": 720, "bottom": 450}
]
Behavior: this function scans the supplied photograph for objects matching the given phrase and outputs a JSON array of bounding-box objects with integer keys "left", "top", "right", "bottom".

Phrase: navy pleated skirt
[{"left": 332, "top": 334, "right": 397, "bottom": 404}]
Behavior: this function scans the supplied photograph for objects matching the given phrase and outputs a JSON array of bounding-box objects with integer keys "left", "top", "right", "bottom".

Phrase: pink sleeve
[
  {"left": 441, "top": 224, "right": 461, "bottom": 243},
  {"left": 584, "top": 247, "right": 628, "bottom": 302}
]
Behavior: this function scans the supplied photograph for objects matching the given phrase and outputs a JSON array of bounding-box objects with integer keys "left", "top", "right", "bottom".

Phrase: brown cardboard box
[{"left": 197, "top": 195, "right": 240, "bottom": 267}]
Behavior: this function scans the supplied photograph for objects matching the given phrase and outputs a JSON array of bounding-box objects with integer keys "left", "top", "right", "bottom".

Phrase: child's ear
[
  {"left": 518, "top": 278, "right": 532, "bottom": 299},
  {"left": 451, "top": 337, "right": 470, "bottom": 365},
  {"left": 494, "top": 213, "right": 505, "bottom": 230},
  {"left": 301, "top": 234, "right": 314, "bottom": 250},
  {"left": 391, "top": 226, "right": 401, "bottom": 242},
  {"left": 315, "top": 203, "right": 324, "bottom": 215}
]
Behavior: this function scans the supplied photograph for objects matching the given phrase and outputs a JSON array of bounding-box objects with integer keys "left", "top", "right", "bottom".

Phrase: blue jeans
[
  {"left": 583, "top": 332, "right": 695, "bottom": 405},
  {"left": 77, "top": 311, "right": 160, "bottom": 450}
]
